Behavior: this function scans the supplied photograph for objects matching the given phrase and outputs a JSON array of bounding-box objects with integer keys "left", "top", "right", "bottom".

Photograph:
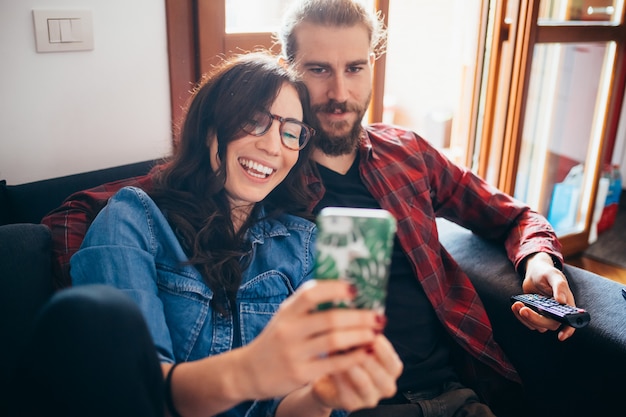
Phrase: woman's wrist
[
  {"left": 219, "top": 345, "right": 265, "bottom": 402},
  {"left": 164, "top": 363, "right": 184, "bottom": 417},
  {"left": 276, "top": 384, "right": 333, "bottom": 417},
  {"left": 162, "top": 351, "right": 260, "bottom": 417}
]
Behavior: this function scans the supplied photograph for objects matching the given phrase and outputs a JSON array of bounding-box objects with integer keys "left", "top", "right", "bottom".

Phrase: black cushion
[{"left": 0, "top": 223, "right": 54, "bottom": 389}]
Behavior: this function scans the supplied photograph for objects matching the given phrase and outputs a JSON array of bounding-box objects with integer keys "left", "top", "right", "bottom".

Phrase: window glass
[
  {"left": 226, "top": 0, "right": 292, "bottom": 33},
  {"left": 514, "top": 42, "right": 616, "bottom": 236},
  {"left": 539, "top": 0, "right": 624, "bottom": 24},
  {"left": 384, "top": 0, "right": 482, "bottom": 166}
]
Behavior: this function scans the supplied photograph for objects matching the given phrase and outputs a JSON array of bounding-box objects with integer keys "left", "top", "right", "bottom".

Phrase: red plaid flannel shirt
[
  {"left": 41, "top": 173, "right": 155, "bottom": 289},
  {"left": 304, "top": 124, "right": 563, "bottom": 383}
]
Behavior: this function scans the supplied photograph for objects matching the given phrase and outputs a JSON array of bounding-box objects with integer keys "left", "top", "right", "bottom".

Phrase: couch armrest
[
  {"left": 437, "top": 218, "right": 626, "bottom": 416},
  {"left": 0, "top": 223, "right": 54, "bottom": 392}
]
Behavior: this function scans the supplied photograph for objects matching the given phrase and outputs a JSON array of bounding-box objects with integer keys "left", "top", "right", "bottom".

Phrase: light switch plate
[{"left": 32, "top": 10, "right": 94, "bottom": 53}]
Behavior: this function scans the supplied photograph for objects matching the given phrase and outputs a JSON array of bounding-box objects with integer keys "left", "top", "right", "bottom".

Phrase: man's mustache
[{"left": 311, "top": 101, "right": 364, "bottom": 114}]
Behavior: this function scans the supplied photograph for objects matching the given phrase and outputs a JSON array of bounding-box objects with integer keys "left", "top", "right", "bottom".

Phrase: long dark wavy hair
[{"left": 149, "top": 51, "right": 314, "bottom": 300}]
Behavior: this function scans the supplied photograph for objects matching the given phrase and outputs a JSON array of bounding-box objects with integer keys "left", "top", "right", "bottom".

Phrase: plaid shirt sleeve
[{"left": 41, "top": 174, "right": 154, "bottom": 289}]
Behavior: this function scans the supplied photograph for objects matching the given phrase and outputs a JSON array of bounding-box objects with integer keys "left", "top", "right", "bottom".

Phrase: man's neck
[{"left": 312, "top": 147, "right": 358, "bottom": 175}]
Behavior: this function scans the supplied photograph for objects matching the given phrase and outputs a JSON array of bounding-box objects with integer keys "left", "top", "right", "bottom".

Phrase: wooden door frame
[
  {"left": 165, "top": 0, "right": 197, "bottom": 144},
  {"left": 369, "top": 0, "right": 389, "bottom": 123}
]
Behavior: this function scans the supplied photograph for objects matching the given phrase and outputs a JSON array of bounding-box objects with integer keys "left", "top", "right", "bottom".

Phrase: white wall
[{"left": 0, "top": 0, "right": 172, "bottom": 185}]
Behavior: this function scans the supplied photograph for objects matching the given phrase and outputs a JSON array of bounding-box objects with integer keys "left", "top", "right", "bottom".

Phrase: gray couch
[{"left": 1, "top": 162, "right": 625, "bottom": 416}]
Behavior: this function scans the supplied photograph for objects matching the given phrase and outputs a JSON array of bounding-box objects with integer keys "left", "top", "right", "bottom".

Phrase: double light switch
[{"left": 32, "top": 10, "right": 94, "bottom": 52}]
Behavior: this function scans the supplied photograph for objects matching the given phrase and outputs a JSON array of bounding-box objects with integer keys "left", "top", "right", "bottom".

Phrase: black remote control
[{"left": 511, "top": 293, "right": 590, "bottom": 329}]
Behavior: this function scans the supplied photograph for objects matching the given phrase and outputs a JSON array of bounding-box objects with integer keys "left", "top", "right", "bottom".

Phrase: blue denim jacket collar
[{"left": 247, "top": 207, "right": 291, "bottom": 245}]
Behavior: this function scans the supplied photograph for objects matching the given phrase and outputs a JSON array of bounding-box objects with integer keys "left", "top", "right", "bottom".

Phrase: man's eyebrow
[
  {"left": 302, "top": 59, "right": 369, "bottom": 68},
  {"left": 301, "top": 61, "right": 330, "bottom": 68},
  {"left": 346, "top": 59, "right": 369, "bottom": 66}
]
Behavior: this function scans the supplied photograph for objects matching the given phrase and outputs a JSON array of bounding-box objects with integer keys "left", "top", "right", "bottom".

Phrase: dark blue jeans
[{"left": 6, "top": 285, "right": 164, "bottom": 417}]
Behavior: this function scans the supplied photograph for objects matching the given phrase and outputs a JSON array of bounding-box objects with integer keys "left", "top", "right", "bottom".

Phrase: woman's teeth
[{"left": 239, "top": 158, "right": 274, "bottom": 178}]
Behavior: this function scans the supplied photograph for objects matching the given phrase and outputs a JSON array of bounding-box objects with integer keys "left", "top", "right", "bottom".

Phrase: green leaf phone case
[{"left": 315, "top": 207, "right": 397, "bottom": 313}]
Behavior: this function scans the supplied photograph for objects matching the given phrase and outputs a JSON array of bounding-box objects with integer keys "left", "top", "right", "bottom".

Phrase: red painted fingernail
[{"left": 348, "top": 284, "right": 358, "bottom": 297}]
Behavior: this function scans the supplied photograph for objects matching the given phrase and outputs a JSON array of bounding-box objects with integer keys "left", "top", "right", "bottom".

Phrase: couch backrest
[{"left": 0, "top": 160, "right": 156, "bottom": 225}]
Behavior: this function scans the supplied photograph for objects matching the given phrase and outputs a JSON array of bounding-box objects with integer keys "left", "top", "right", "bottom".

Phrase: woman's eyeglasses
[{"left": 241, "top": 110, "right": 316, "bottom": 151}]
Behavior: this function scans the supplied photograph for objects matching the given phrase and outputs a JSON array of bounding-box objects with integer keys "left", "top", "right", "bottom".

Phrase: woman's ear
[{"left": 208, "top": 135, "right": 220, "bottom": 172}]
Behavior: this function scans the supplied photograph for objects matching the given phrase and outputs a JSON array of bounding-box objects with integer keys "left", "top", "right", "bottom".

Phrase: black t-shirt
[{"left": 313, "top": 157, "right": 456, "bottom": 392}]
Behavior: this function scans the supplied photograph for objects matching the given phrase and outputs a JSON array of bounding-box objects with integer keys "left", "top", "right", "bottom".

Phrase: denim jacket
[{"left": 71, "top": 186, "right": 320, "bottom": 417}]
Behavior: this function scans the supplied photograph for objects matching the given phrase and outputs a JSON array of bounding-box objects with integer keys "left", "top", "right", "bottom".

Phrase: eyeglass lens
[{"left": 243, "top": 111, "right": 310, "bottom": 150}]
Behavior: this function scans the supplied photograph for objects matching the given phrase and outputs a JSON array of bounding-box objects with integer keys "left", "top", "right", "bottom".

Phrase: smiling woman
[
  {"left": 72, "top": 51, "right": 320, "bottom": 401},
  {"left": 6, "top": 51, "right": 403, "bottom": 417},
  {"left": 206, "top": 82, "right": 309, "bottom": 225}
]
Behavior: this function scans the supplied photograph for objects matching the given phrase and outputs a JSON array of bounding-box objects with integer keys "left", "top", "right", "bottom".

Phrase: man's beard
[{"left": 310, "top": 97, "right": 369, "bottom": 156}]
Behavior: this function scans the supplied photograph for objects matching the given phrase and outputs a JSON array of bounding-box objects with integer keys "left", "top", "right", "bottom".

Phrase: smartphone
[{"left": 314, "top": 207, "right": 397, "bottom": 313}]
